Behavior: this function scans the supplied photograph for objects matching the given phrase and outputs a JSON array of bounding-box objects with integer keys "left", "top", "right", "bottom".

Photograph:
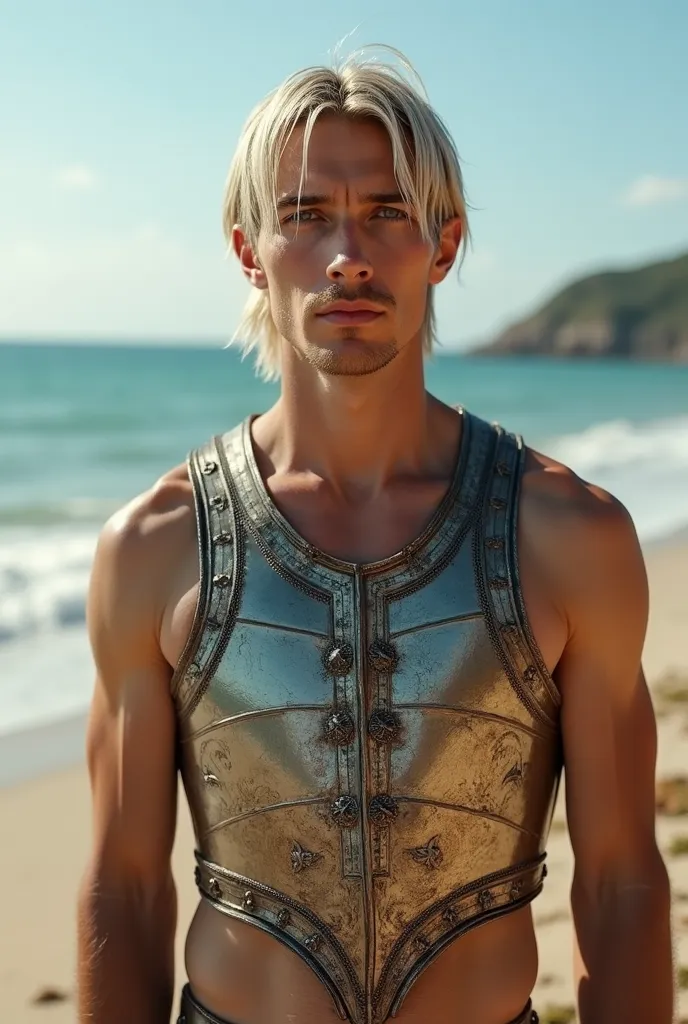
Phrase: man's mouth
[{"left": 316, "top": 301, "right": 385, "bottom": 325}]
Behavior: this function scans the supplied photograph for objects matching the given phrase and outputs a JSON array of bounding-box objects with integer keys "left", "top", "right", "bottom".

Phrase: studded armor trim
[{"left": 172, "top": 408, "right": 562, "bottom": 1024}]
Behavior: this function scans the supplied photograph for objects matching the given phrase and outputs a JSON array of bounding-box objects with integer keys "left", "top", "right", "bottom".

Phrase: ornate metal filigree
[
  {"left": 413, "top": 934, "right": 430, "bottom": 951},
  {"left": 209, "top": 495, "right": 227, "bottom": 511},
  {"left": 368, "top": 794, "right": 399, "bottom": 824},
  {"left": 510, "top": 880, "right": 523, "bottom": 900},
  {"left": 242, "top": 890, "right": 255, "bottom": 911},
  {"left": 485, "top": 536, "right": 505, "bottom": 549},
  {"left": 368, "top": 709, "right": 401, "bottom": 744},
  {"left": 213, "top": 532, "right": 232, "bottom": 545},
  {"left": 323, "top": 710, "right": 355, "bottom": 746},
  {"left": 368, "top": 639, "right": 398, "bottom": 673},
  {"left": 478, "top": 888, "right": 494, "bottom": 911},
  {"left": 304, "top": 933, "right": 322, "bottom": 953},
  {"left": 489, "top": 576, "right": 509, "bottom": 590},
  {"left": 202, "top": 460, "right": 217, "bottom": 475},
  {"left": 213, "top": 573, "right": 231, "bottom": 588},
  {"left": 523, "top": 665, "right": 538, "bottom": 684},
  {"left": 407, "top": 835, "right": 443, "bottom": 869},
  {"left": 323, "top": 642, "right": 354, "bottom": 676},
  {"left": 276, "top": 908, "right": 291, "bottom": 928},
  {"left": 291, "top": 841, "right": 322, "bottom": 873},
  {"left": 208, "top": 878, "right": 221, "bottom": 899},
  {"left": 442, "top": 904, "right": 459, "bottom": 926},
  {"left": 330, "top": 794, "right": 359, "bottom": 828}
]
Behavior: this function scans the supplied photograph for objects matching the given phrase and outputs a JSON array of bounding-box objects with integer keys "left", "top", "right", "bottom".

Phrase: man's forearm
[
  {"left": 77, "top": 868, "right": 177, "bottom": 1024},
  {"left": 573, "top": 865, "right": 673, "bottom": 1024}
]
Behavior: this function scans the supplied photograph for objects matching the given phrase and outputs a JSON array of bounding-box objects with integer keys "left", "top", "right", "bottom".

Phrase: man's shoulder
[
  {"left": 519, "top": 443, "right": 645, "bottom": 599},
  {"left": 92, "top": 462, "right": 196, "bottom": 608}
]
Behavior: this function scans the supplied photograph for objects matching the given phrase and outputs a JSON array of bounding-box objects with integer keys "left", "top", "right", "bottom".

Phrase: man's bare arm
[
  {"left": 525, "top": 465, "right": 673, "bottom": 1023},
  {"left": 77, "top": 476, "right": 191, "bottom": 1024}
]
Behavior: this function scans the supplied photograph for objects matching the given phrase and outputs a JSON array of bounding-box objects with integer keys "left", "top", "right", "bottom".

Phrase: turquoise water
[{"left": 1, "top": 341, "right": 687, "bottom": 733}]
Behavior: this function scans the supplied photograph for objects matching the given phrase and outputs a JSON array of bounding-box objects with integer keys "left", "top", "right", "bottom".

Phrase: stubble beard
[{"left": 298, "top": 330, "right": 400, "bottom": 377}]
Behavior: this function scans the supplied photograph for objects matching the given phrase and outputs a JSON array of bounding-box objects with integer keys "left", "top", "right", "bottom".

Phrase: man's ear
[
  {"left": 428, "top": 216, "right": 463, "bottom": 285},
  {"left": 232, "top": 225, "right": 268, "bottom": 290}
]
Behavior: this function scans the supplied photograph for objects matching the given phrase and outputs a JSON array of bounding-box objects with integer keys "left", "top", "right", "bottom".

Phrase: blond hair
[{"left": 222, "top": 46, "right": 471, "bottom": 380}]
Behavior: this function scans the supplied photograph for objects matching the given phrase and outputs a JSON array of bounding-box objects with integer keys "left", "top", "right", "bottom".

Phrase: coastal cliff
[{"left": 473, "top": 251, "right": 688, "bottom": 361}]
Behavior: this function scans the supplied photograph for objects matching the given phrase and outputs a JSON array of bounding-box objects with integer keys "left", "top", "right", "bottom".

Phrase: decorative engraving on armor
[
  {"left": 208, "top": 878, "right": 221, "bottom": 899},
  {"left": 188, "top": 662, "right": 200, "bottom": 677},
  {"left": 213, "top": 573, "right": 231, "bottom": 588},
  {"left": 503, "top": 763, "right": 523, "bottom": 785},
  {"left": 209, "top": 494, "right": 227, "bottom": 511},
  {"left": 407, "top": 835, "right": 443, "bottom": 869},
  {"left": 369, "top": 794, "right": 399, "bottom": 824},
  {"left": 478, "top": 888, "right": 494, "bottom": 911},
  {"left": 489, "top": 496, "right": 506, "bottom": 510},
  {"left": 523, "top": 665, "right": 538, "bottom": 684},
  {"left": 323, "top": 710, "right": 355, "bottom": 746},
  {"left": 212, "top": 532, "right": 232, "bottom": 545},
  {"left": 304, "top": 933, "right": 322, "bottom": 953},
  {"left": 330, "top": 794, "right": 359, "bottom": 828},
  {"left": 323, "top": 642, "right": 354, "bottom": 676},
  {"left": 494, "top": 461, "right": 511, "bottom": 476},
  {"left": 194, "top": 866, "right": 201, "bottom": 887},
  {"left": 276, "top": 908, "right": 291, "bottom": 928},
  {"left": 368, "top": 638, "right": 399, "bottom": 673},
  {"left": 486, "top": 536, "right": 505, "bottom": 549},
  {"left": 242, "top": 890, "right": 255, "bottom": 911},
  {"left": 291, "top": 841, "right": 322, "bottom": 873},
  {"left": 500, "top": 622, "right": 518, "bottom": 637},
  {"left": 489, "top": 576, "right": 509, "bottom": 589},
  {"left": 368, "top": 708, "right": 401, "bottom": 744},
  {"left": 510, "top": 880, "right": 523, "bottom": 900},
  {"left": 442, "top": 904, "right": 460, "bottom": 926},
  {"left": 202, "top": 459, "right": 218, "bottom": 475},
  {"left": 413, "top": 934, "right": 430, "bottom": 951},
  {"left": 202, "top": 770, "right": 220, "bottom": 786}
]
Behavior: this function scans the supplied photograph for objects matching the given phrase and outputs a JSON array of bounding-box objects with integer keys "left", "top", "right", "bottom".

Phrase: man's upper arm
[
  {"left": 553, "top": 488, "right": 661, "bottom": 889},
  {"left": 85, "top": 497, "right": 179, "bottom": 885}
]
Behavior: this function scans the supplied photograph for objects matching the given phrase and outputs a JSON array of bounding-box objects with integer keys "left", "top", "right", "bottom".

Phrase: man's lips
[{"left": 316, "top": 303, "right": 385, "bottom": 325}]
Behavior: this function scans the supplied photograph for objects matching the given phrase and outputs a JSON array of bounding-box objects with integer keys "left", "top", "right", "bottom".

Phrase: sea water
[{"left": 1, "top": 342, "right": 687, "bottom": 738}]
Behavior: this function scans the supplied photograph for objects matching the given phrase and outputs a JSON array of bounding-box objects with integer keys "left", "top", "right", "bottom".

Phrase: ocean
[{"left": 1, "top": 342, "right": 688, "bottom": 747}]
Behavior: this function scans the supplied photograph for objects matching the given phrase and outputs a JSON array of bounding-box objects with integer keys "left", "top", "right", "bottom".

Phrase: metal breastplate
[{"left": 172, "top": 409, "right": 562, "bottom": 1024}]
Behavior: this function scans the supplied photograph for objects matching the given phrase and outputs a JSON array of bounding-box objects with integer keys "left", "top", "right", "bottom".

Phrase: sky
[{"left": 1, "top": 0, "right": 687, "bottom": 349}]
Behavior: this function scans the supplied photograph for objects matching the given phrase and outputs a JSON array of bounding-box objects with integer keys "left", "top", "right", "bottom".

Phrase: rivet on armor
[
  {"left": 291, "top": 841, "right": 322, "bottom": 873},
  {"left": 510, "top": 880, "right": 523, "bottom": 900},
  {"left": 323, "top": 642, "right": 354, "bottom": 676},
  {"left": 478, "top": 889, "right": 494, "bottom": 911},
  {"left": 304, "top": 933, "right": 322, "bottom": 953},
  {"left": 242, "top": 890, "right": 255, "bottom": 911},
  {"left": 202, "top": 460, "right": 218, "bottom": 475},
  {"left": 194, "top": 866, "right": 201, "bottom": 887},
  {"left": 368, "top": 708, "right": 401, "bottom": 744},
  {"left": 523, "top": 665, "right": 538, "bottom": 684},
  {"left": 494, "top": 461, "right": 511, "bottom": 476},
  {"left": 413, "top": 934, "right": 430, "bottom": 951},
  {"left": 213, "top": 573, "right": 231, "bottom": 588},
  {"left": 369, "top": 793, "right": 399, "bottom": 824},
  {"left": 209, "top": 495, "right": 227, "bottom": 511},
  {"left": 489, "top": 576, "right": 509, "bottom": 590},
  {"left": 368, "top": 638, "right": 398, "bottom": 673},
  {"left": 442, "top": 905, "right": 459, "bottom": 926},
  {"left": 330, "top": 794, "right": 359, "bottom": 829},
  {"left": 490, "top": 497, "right": 506, "bottom": 510},
  {"left": 407, "top": 834, "right": 443, "bottom": 869},
  {"left": 213, "top": 532, "right": 232, "bottom": 545},
  {"left": 485, "top": 536, "right": 505, "bottom": 550},
  {"left": 208, "top": 878, "right": 221, "bottom": 900},
  {"left": 277, "top": 908, "right": 291, "bottom": 928},
  {"left": 323, "top": 709, "right": 355, "bottom": 746}
]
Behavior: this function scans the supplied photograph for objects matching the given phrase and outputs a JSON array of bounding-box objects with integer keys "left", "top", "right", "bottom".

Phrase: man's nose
[{"left": 326, "top": 229, "right": 373, "bottom": 283}]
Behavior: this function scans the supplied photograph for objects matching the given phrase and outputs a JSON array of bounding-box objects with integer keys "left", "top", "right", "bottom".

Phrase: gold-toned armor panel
[{"left": 172, "top": 410, "right": 562, "bottom": 1024}]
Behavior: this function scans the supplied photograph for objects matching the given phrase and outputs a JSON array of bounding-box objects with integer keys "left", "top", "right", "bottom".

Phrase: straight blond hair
[{"left": 222, "top": 46, "right": 471, "bottom": 380}]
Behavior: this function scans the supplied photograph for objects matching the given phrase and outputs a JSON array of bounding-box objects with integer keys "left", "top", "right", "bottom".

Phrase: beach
[{"left": 0, "top": 534, "right": 686, "bottom": 1024}]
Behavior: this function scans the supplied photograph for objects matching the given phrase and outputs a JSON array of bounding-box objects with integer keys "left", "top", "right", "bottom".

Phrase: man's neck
[{"left": 250, "top": 345, "right": 460, "bottom": 501}]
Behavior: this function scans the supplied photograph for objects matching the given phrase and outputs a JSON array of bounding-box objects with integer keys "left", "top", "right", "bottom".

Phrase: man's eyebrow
[{"left": 275, "top": 190, "right": 408, "bottom": 210}]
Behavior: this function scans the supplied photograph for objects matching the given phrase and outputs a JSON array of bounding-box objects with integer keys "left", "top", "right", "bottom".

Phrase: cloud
[
  {"left": 622, "top": 175, "right": 688, "bottom": 207},
  {"left": 56, "top": 164, "right": 99, "bottom": 191}
]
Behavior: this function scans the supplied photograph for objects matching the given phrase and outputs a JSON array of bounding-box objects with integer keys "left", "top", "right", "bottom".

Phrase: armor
[{"left": 172, "top": 408, "right": 562, "bottom": 1024}]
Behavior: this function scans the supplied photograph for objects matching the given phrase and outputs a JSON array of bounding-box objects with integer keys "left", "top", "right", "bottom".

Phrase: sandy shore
[{"left": 1, "top": 538, "right": 687, "bottom": 1024}]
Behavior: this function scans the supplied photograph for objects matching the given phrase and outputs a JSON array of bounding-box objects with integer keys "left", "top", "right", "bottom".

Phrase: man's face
[{"left": 234, "top": 115, "right": 459, "bottom": 377}]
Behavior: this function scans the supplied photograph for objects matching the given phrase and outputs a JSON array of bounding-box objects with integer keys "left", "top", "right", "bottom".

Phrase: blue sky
[{"left": 1, "top": 0, "right": 687, "bottom": 348}]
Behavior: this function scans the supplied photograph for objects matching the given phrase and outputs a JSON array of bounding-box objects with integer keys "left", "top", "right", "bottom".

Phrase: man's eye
[
  {"left": 284, "top": 209, "right": 319, "bottom": 223},
  {"left": 375, "top": 207, "right": 406, "bottom": 220}
]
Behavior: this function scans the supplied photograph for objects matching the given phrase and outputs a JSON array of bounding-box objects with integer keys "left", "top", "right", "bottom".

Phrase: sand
[{"left": 1, "top": 539, "right": 687, "bottom": 1024}]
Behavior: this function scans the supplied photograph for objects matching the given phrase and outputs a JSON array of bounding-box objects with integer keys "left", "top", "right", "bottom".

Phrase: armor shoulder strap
[
  {"left": 170, "top": 433, "right": 242, "bottom": 720},
  {"left": 477, "top": 423, "right": 561, "bottom": 727}
]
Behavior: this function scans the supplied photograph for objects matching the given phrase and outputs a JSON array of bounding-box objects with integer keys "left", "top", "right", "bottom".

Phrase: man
[{"left": 77, "top": 50, "right": 674, "bottom": 1024}]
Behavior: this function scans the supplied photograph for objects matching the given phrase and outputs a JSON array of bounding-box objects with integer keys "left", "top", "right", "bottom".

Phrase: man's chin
[{"left": 299, "top": 335, "right": 399, "bottom": 377}]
